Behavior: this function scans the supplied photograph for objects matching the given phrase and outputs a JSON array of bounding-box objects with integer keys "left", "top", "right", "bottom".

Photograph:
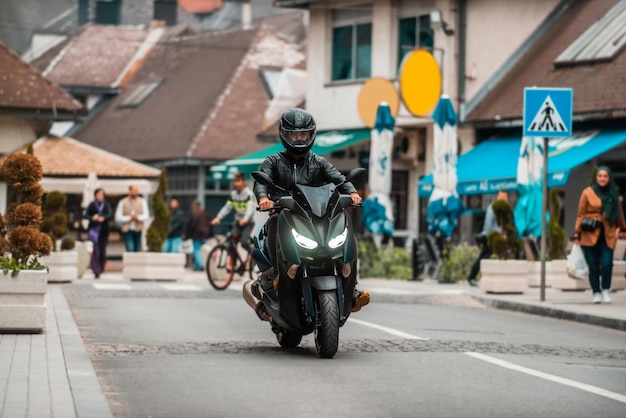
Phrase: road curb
[{"left": 472, "top": 295, "right": 626, "bottom": 332}]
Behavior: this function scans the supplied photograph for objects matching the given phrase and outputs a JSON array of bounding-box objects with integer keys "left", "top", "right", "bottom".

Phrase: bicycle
[{"left": 206, "top": 226, "right": 258, "bottom": 290}]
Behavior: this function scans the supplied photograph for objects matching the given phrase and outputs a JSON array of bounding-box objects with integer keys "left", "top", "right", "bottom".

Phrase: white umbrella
[
  {"left": 514, "top": 136, "right": 544, "bottom": 237},
  {"left": 362, "top": 102, "right": 395, "bottom": 241},
  {"left": 81, "top": 171, "right": 101, "bottom": 209},
  {"left": 426, "top": 95, "right": 464, "bottom": 238}
]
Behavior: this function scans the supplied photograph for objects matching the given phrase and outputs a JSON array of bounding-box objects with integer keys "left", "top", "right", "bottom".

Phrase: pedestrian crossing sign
[{"left": 523, "top": 88, "right": 573, "bottom": 137}]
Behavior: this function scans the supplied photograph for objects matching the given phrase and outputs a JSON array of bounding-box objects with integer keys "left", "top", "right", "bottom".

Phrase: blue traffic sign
[{"left": 523, "top": 88, "right": 573, "bottom": 137}]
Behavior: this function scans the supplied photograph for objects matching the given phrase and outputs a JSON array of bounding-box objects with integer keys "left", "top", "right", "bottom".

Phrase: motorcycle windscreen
[{"left": 294, "top": 183, "right": 335, "bottom": 217}]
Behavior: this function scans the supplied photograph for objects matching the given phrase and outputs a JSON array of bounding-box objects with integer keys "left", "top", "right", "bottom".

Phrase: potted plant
[
  {"left": 480, "top": 199, "right": 528, "bottom": 293},
  {"left": 40, "top": 190, "right": 78, "bottom": 283},
  {"left": 545, "top": 189, "right": 590, "bottom": 291},
  {"left": 0, "top": 150, "right": 53, "bottom": 332},
  {"left": 122, "top": 169, "right": 185, "bottom": 281}
]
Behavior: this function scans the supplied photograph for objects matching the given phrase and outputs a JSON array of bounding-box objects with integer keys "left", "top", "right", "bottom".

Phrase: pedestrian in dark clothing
[
  {"left": 84, "top": 188, "right": 112, "bottom": 278},
  {"left": 467, "top": 189, "right": 509, "bottom": 286},
  {"left": 164, "top": 198, "right": 185, "bottom": 253},
  {"left": 186, "top": 201, "right": 213, "bottom": 271}
]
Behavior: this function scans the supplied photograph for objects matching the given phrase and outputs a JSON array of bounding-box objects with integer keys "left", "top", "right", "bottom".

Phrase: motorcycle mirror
[
  {"left": 252, "top": 171, "right": 286, "bottom": 193},
  {"left": 345, "top": 167, "right": 366, "bottom": 182},
  {"left": 252, "top": 171, "right": 273, "bottom": 186}
]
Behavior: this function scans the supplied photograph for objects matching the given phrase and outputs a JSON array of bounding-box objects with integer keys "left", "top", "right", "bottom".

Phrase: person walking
[
  {"left": 84, "top": 188, "right": 112, "bottom": 278},
  {"left": 186, "top": 201, "right": 212, "bottom": 271},
  {"left": 467, "top": 189, "right": 509, "bottom": 286},
  {"left": 115, "top": 185, "right": 150, "bottom": 252},
  {"left": 163, "top": 198, "right": 185, "bottom": 253},
  {"left": 573, "top": 166, "right": 626, "bottom": 304}
]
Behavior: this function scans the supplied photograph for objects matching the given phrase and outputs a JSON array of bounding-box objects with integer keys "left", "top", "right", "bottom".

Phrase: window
[
  {"left": 331, "top": 6, "right": 372, "bottom": 82},
  {"left": 398, "top": 14, "right": 433, "bottom": 68},
  {"left": 555, "top": 1, "right": 626, "bottom": 66},
  {"left": 118, "top": 78, "right": 163, "bottom": 108},
  {"left": 259, "top": 69, "right": 282, "bottom": 99}
]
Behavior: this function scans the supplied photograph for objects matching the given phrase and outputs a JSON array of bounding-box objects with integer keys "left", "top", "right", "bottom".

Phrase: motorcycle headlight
[
  {"left": 292, "top": 229, "right": 318, "bottom": 249},
  {"left": 328, "top": 228, "right": 347, "bottom": 249}
]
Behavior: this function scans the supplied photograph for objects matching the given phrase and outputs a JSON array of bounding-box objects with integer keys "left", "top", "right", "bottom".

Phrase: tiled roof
[
  {"left": 0, "top": 42, "right": 83, "bottom": 113},
  {"left": 179, "top": 0, "right": 223, "bottom": 15},
  {"left": 42, "top": 24, "right": 158, "bottom": 89},
  {"left": 466, "top": 0, "right": 626, "bottom": 124},
  {"left": 75, "top": 13, "right": 306, "bottom": 163},
  {"left": 3, "top": 135, "right": 161, "bottom": 178}
]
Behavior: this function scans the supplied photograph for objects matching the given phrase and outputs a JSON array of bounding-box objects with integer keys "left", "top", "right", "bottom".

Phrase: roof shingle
[{"left": 0, "top": 42, "right": 83, "bottom": 113}]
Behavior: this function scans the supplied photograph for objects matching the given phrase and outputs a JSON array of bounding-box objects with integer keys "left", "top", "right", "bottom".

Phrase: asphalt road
[{"left": 64, "top": 281, "right": 626, "bottom": 418}]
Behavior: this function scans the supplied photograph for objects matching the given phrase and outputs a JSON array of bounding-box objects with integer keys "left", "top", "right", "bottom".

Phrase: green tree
[
  {"left": 41, "top": 190, "right": 75, "bottom": 251},
  {"left": 487, "top": 200, "right": 522, "bottom": 259},
  {"left": 146, "top": 169, "right": 171, "bottom": 252},
  {"left": 548, "top": 188, "right": 566, "bottom": 260}
]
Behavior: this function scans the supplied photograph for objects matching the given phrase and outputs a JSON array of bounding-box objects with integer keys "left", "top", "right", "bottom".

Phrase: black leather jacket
[{"left": 254, "top": 151, "right": 357, "bottom": 201}]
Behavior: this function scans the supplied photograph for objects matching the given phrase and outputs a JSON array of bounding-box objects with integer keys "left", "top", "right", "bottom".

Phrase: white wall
[{"left": 0, "top": 117, "right": 37, "bottom": 153}]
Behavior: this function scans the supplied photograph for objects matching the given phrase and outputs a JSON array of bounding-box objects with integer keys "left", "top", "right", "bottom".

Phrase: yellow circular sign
[
  {"left": 357, "top": 78, "right": 400, "bottom": 128},
  {"left": 399, "top": 49, "right": 441, "bottom": 116}
]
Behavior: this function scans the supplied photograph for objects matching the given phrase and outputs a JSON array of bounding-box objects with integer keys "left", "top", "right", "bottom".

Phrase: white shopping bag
[{"left": 566, "top": 244, "right": 588, "bottom": 280}]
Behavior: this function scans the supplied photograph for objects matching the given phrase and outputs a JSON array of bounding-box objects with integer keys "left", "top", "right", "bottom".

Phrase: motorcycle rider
[{"left": 250, "top": 108, "right": 370, "bottom": 320}]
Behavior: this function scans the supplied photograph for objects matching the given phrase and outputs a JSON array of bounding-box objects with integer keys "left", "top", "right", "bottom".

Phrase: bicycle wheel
[{"left": 206, "top": 244, "right": 235, "bottom": 290}]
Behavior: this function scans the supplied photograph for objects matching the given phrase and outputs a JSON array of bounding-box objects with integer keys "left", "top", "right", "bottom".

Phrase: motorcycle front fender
[{"left": 301, "top": 275, "right": 345, "bottom": 323}]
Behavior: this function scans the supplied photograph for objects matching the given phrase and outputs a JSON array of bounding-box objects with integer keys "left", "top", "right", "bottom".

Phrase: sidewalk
[{"left": 1, "top": 271, "right": 624, "bottom": 418}]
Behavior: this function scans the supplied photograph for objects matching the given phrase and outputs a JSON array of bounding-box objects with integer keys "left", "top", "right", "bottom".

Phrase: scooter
[{"left": 242, "top": 168, "right": 365, "bottom": 358}]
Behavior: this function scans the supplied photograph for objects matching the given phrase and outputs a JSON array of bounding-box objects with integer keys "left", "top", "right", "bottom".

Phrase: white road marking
[
  {"left": 162, "top": 284, "right": 202, "bottom": 291},
  {"left": 465, "top": 352, "right": 626, "bottom": 404},
  {"left": 348, "top": 318, "right": 429, "bottom": 340},
  {"left": 93, "top": 283, "right": 132, "bottom": 290}
]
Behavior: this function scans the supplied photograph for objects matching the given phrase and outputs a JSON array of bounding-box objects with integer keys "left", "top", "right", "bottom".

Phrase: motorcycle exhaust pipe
[{"left": 242, "top": 279, "right": 259, "bottom": 311}]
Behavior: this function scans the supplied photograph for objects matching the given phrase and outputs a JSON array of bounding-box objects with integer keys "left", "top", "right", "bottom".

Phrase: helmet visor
[{"left": 283, "top": 128, "right": 314, "bottom": 150}]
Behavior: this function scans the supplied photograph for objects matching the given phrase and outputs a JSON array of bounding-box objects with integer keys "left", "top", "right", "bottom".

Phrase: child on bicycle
[{"left": 211, "top": 171, "right": 255, "bottom": 255}]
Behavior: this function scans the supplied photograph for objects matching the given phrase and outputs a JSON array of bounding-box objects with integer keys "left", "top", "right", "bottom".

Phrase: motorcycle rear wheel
[{"left": 314, "top": 290, "right": 340, "bottom": 359}]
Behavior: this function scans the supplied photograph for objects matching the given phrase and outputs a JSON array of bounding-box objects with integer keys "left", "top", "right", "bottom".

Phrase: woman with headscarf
[{"left": 573, "top": 167, "right": 626, "bottom": 303}]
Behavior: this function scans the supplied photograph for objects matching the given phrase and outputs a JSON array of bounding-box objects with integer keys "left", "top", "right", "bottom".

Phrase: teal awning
[
  {"left": 211, "top": 128, "right": 371, "bottom": 179},
  {"left": 418, "top": 129, "right": 626, "bottom": 197}
]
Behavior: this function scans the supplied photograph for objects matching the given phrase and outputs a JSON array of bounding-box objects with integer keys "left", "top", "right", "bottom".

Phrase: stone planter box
[
  {"left": 0, "top": 270, "right": 47, "bottom": 332},
  {"left": 43, "top": 250, "right": 78, "bottom": 283},
  {"left": 479, "top": 259, "right": 528, "bottom": 294},
  {"left": 123, "top": 252, "right": 185, "bottom": 281},
  {"left": 75, "top": 241, "right": 90, "bottom": 279},
  {"left": 551, "top": 259, "right": 590, "bottom": 291},
  {"left": 527, "top": 261, "right": 545, "bottom": 287}
]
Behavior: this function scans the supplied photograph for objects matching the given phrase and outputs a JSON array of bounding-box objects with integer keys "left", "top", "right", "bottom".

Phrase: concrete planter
[
  {"left": 0, "top": 270, "right": 47, "bottom": 332},
  {"left": 479, "top": 259, "right": 528, "bottom": 294},
  {"left": 43, "top": 250, "right": 78, "bottom": 283},
  {"left": 75, "top": 241, "right": 90, "bottom": 278},
  {"left": 122, "top": 252, "right": 185, "bottom": 281},
  {"left": 527, "top": 261, "right": 544, "bottom": 287},
  {"left": 551, "top": 259, "right": 590, "bottom": 291}
]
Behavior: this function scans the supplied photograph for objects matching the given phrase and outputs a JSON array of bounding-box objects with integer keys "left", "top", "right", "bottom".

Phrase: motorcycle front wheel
[{"left": 314, "top": 290, "right": 340, "bottom": 359}]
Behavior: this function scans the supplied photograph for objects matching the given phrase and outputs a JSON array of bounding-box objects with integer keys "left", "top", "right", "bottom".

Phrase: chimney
[
  {"left": 154, "top": 0, "right": 177, "bottom": 26},
  {"left": 242, "top": 0, "right": 251, "bottom": 30},
  {"left": 78, "top": 0, "right": 89, "bottom": 25},
  {"left": 95, "top": 0, "right": 122, "bottom": 25}
]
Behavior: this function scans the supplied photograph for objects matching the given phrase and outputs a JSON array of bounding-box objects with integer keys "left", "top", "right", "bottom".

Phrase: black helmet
[{"left": 279, "top": 108, "right": 316, "bottom": 155}]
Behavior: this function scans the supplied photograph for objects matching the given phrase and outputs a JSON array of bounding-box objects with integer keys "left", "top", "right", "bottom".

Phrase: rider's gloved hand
[
  {"left": 350, "top": 192, "right": 362, "bottom": 205},
  {"left": 259, "top": 196, "right": 274, "bottom": 211}
]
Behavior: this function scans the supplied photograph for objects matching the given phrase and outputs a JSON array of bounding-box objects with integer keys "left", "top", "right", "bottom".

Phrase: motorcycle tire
[
  {"left": 276, "top": 331, "right": 302, "bottom": 348},
  {"left": 206, "top": 244, "right": 235, "bottom": 290},
  {"left": 314, "top": 290, "right": 340, "bottom": 359}
]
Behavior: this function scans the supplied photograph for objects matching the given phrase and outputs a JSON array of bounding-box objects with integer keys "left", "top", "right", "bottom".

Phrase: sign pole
[{"left": 540, "top": 137, "right": 549, "bottom": 302}]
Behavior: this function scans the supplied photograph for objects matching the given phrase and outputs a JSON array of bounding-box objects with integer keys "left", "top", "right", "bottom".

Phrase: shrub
[
  {"left": 548, "top": 188, "right": 566, "bottom": 260},
  {"left": 41, "top": 190, "right": 75, "bottom": 251},
  {"left": 487, "top": 199, "right": 522, "bottom": 259},
  {"left": 357, "top": 240, "right": 412, "bottom": 280},
  {"left": 441, "top": 242, "right": 480, "bottom": 283},
  {"left": 146, "top": 169, "right": 170, "bottom": 252},
  {"left": 0, "top": 152, "right": 52, "bottom": 274}
]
